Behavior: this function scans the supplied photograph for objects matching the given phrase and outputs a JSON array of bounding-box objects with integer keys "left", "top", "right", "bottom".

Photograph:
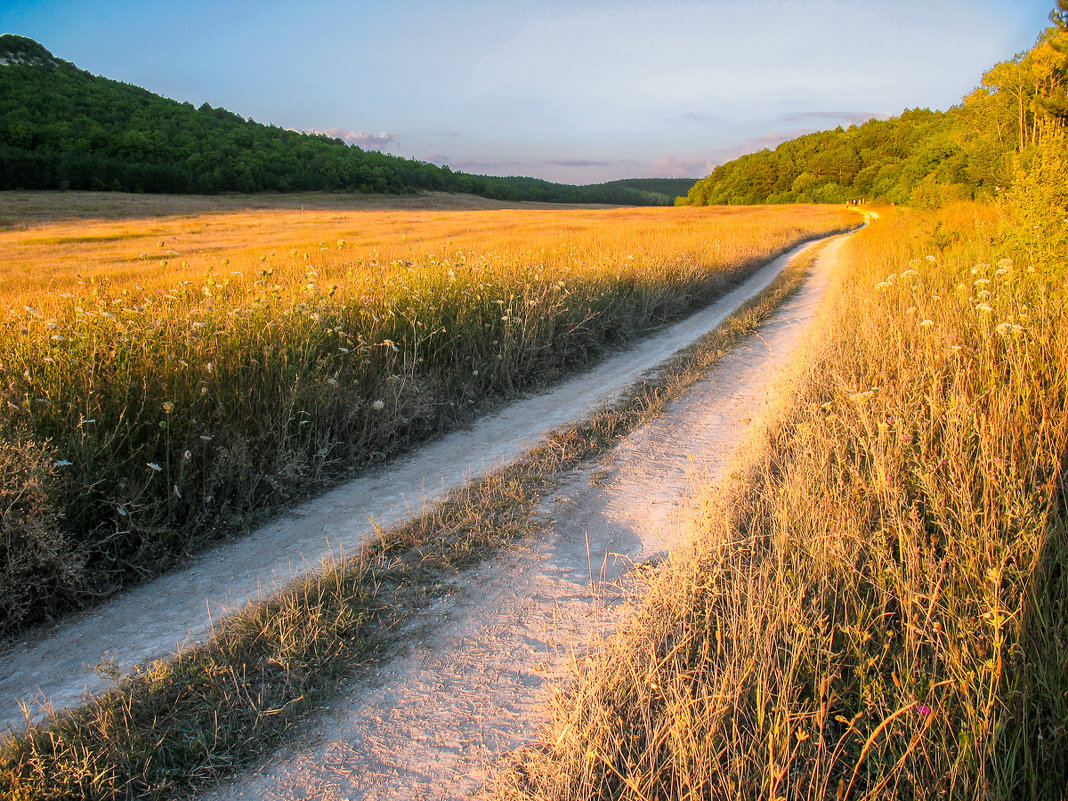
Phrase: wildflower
[
  {"left": 906, "top": 306, "right": 917, "bottom": 315},
  {"left": 917, "top": 704, "right": 932, "bottom": 716},
  {"left": 919, "top": 319, "right": 934, "bottom": 329},
  {"left": 183, "top": 450, "right": 192, "bottom": 460},
  {"left": 925, "top": 255, "right": 936, "bottom": 262},
  {"left": 199, "top": 434, "right": 213, "bottom": 441},
  {"left": 975, "top": 304, "right": 994, "bottom": 313},
  {"left": 973, "top": 278, "right": 991, "bottom": 287},
  {"left": 191, "top": 322, "right": 207, "bottom": 329},
  {"left": 849, "top": 390, "right": 875, "bottom": 403},
  {"left": 53, "top": 459, "right": 73, "bottom": 467},
  {"left": 371, "top": 399, "right": 385, "bottom": 411},
  {"left": 147, "top": 462, "right": 163, "bottom": 472},
  {"left": 24, "top": 305, "right": 42, "bottom": 318},
  {"left": 995, "top": 322, "right": 1011, "bottom": 336},
  {"left": 79, "top": 417, "right": 96, "bottom": 425},
  {"left": 162, "top": 401, "right": 175, "bottom": 413},
  {"left": 51, "top": 334, "right": 66, "bottom": 341},
  {"left": 875, "top": 282, "right": 892, "bottom": 291}
]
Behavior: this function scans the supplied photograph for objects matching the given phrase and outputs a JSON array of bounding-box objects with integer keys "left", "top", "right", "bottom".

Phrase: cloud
[
  {"left": 774, "top": 110, "right": 887, "bottom": 126},
  {"left": 425, "top": 155, "right": 527, "bottom": 173},
  {"left": 674, "top": 111, "right": 722, "bottom": 125},
  {"left": 547, "top": 158, "right": 612, "bottom": 168},
  {"left": 306, "top": 127, "right": 396, "bottom": 149},
  {"left": 647, "top": 155, "right": 716, "bottom": 179},
  {"left": 716, "top": 130, "right": 814, "bottom": 161}
]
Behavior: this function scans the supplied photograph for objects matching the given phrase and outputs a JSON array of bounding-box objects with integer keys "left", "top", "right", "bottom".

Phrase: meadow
[
  {"left": 0, "top": 196, "right": 854, "bottom": 634},
  {"left": 502, "top": 203, "right": 1068, "bottom": 799}
]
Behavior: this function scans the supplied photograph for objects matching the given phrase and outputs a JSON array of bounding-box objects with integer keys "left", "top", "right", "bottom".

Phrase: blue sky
[{"left": 0, "top": 0, "right": 1057, "bottom": 183}]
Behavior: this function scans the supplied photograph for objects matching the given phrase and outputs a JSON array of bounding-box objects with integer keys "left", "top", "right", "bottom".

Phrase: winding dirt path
[
  {"left": 197, "top": 234, "right": 848, "bottom": 800},
  {"left": 0, "top": 234, "right": 838, "bottom": 732}
]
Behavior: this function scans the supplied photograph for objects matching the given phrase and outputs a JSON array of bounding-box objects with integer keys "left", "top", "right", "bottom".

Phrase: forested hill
[
  {"left": 0, "top": 35, "right": 669, "bottom": 205},
  {"left": 680, "top": 17, "right": 1068, "bottom": 207},
  {"left": 597, "top": 177, "right": 699, "bottom": 201}
]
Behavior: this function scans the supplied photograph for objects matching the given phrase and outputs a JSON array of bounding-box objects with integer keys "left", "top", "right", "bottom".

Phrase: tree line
[
  {"left": 0, "top": 35, "right": 681, "bottom": 206},
  {"left": 680, "top": 8, "right": 1068, "bottom": 208}
]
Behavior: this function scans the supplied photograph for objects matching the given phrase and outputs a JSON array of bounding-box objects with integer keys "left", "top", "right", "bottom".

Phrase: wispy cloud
[
  {"left": 674, "top": 111, "right": 722, "bottom": 125},
  {"left": 548, "top": 158, "right": 612, "bottom": 168},
  {"left": 774, "top": 110, "right": 886, "bottom": 126},
  {"left": 426, "top": 155, "right": 527, "bottom": 173},
  {"left": 306, "top": 127, "right": 396, "bottom": 149},
  {"left": 647, "top": 155, "right": 715, "bottom": 178},
  {"left": 716, "top": 130, "right": 814, "bottom": 161}
]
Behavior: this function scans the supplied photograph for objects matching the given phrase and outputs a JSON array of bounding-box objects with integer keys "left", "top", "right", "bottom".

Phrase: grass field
[
  {"left": 0, "top": 195, "right": 854, "bottom": 634},
  {"left": 0, "top": 199, "right": 846, "bottom": 799},
  {"left": 501, "top": 203, "right": 1068, "bottom": 800}
]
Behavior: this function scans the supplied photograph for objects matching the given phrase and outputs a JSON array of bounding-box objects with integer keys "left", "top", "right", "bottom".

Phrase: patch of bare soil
[
  {"left": 0, "top": 235, "right": 823, "bottom": 732},
  {"left": 195, "top": 236, "right": 846, "bottom": 800}
]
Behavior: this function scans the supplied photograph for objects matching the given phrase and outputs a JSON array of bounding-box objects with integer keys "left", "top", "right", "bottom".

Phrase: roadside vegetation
[
  {"left": 501, "top": 9, "right": 1068, "bottom": 797},
  {"left": 0, "top": 203, "right": 852, "bottom": 635},
  {"left": 0, "top": 231, "right": 831, "bottom": 800}
]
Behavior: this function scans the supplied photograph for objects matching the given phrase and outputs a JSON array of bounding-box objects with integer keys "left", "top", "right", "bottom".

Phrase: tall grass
[
  {"left": 0, "top": 240, "right": 822, "bottom": 800},
  {"left": 0, "top": 203, "right": 853, "bottom": 634},
  {"left": 500, "top": 203, "right": 1068, "bottom": 800}
]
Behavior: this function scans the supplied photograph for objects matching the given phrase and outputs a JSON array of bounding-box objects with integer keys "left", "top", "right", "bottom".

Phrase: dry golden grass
[
  {"left": 500, "top": 204, "right": 1068, "bottom": 800},
  {"left": 0, "top": 198, "right": 841, "bottom": 298},
  {"left": 0, "top": 198, "right": 854, "bottom": 634},
  {"left": 0, "top": 232, "right": 822, "bottom": 801}
]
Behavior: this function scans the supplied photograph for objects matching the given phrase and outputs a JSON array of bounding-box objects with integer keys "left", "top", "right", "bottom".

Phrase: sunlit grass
[
  {"left": 0, "top": 229, "right": 826, "bottom": 801},
  {"left": 0, "top": 201, "right": 854, "bottom": 634},
  {"left": 500, "top": 204, "right": 1068, "bottom": 800}
]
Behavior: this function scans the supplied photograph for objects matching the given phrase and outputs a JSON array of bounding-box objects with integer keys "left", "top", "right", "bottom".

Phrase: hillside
[
  {"left": 0, "top": 34, "right": 669, "bottom": 206},
  {"left": 680, "top": 20, "right": 1068, "bottom": 207}
]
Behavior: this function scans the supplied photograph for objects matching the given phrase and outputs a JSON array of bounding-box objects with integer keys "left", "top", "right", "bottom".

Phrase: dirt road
[
  {"left": 0, "top": 234, "right": 836, "bottom": 732},
  {"left": 197, "top": 234, "right": 849, "bottom": 800}
]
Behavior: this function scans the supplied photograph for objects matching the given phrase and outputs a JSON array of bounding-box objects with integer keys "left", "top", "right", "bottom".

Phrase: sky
[{"left": 0, "top": 0, "right": 1057, "bottom": 184}]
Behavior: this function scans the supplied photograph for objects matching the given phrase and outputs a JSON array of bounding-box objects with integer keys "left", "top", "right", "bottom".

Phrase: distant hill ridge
[{"left": 0, "top": 35, "right": 689, "bottom": 205}]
